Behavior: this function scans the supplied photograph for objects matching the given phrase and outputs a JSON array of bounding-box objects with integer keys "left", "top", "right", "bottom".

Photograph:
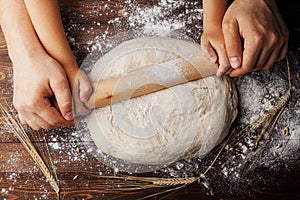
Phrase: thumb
[
  {"left": 72, "top": 70, "right": 93, "bottom": 116},
  {"left": 222, "top": 19, "right": 242, "bottom": 69},
  {"left": 78, "top": 71, "right": 93, "bottom": 103},
  {"left": 50, "top": 76, "right": 73, "bottom": 121}
]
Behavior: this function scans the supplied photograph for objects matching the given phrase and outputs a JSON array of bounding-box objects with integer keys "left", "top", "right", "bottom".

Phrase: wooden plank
[
  {"left": 0, "top": 0, "right": 299, "bottom": 199},
  {"left": 0, "top": 142, "right": 102, "bottom": 173},
  {"left": 1, "top": 170, "right": 299, "bottom": 200},
  {"left": 0, "top": 123, "right": 93, "bottom": 143}
]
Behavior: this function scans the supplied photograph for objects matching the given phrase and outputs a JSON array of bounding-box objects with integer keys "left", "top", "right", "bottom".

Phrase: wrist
[
  {"left": 6, "top": 35, "right": 44, "bottom": 65},
  {"left": 0, "top": 1, "right": 45, "bottom": 65},
  {"left": 203, "top": 20, "right": 223, "bottom": 32},
  {"left": 63, "top": 61, "right": 80, "bottom": 77}
]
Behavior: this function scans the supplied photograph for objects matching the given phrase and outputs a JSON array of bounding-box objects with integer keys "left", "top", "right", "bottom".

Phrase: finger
[
  {"left": 263, "top": 30, "right": 287, "bottom": 69},
  {"left": 277, "top": 40, "right": 289, "bottom": 62},
  {"left": 78, "top": 71, "right": 93, "bottom": 103},
  {"left": 70, "top": 77, "right": 83, "bottom": 116},
  {"left": 77, "top": 72, "right": 93, "bottom": 115},
  {"left": 39, "top": 105, "right": 74, "bottom": 127},
  {"left": 20, "top": 111, "right": 49, "bottom": 130},
  {"left": 32, "top": 113, "right": 52, "bottom": 130},
  {"left": 263, "top": 46, "right": 282, "bottom": 70},
  {"left": 230, "top": 37, "right": 262, "bottom": 77},
  {"left": 222, "top": 19, "right": 242, "bottom": 69},
  {"left": 273, "top": 4, "right": 289, "bottom": 61},
  {"left": 72, "top": 79, "right": 91, "bottom": 116},
  {"left": 18, "top": 113, "right": 26, "bottom": 125},
  {"left": 50, "top": 76, "right": 73, "bottom": 121},
  {"left": 254, "top": 47, "right": 273, "bottom": 71},
  {"left": 216, "top": 51, "right": 230, "bottom": 77},
  {"left": 210, "top": 42, "right": 230, "bottom": 76},
  {"left": 73, "top": 96, "right": 90, "bottom": 116},
  {"left": 200, "top": 39, "right": 218, "bottom": 63},
  {"left": 23, "top": 115, "right": 42, "bottom": 131},
  {"left": 255, "top": 27, "right": 283, "bottom": 70}
]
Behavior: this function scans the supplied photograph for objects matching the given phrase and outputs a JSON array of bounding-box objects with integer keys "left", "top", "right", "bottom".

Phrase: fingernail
[
  {"left": 216, "top": 70, "right": 222, "bottom": 77},
  {"left": 80, "top": 95, "right": 88, "bottom": 102},
  {"left": 64, "top": 112, "right": 73, "bottom": 121},
  {"left": 208, "top": 56, "right": 217, "bottom": 63},
  {"left": 230, "top": 57, "right": 241, "bottom": 69}
]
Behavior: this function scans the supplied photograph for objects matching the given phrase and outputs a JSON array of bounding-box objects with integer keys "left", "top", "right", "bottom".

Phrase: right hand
[
  {"left": 222, "top": 0, "right": 289, "bottom": 77},
  {"left": 12, "top": 49, "right": 74, "bottom": 130}
]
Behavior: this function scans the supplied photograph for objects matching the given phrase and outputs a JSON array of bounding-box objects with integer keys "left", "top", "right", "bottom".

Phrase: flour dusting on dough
[{"left": 85, "top": 37, "right": 238, "bottom": 166}]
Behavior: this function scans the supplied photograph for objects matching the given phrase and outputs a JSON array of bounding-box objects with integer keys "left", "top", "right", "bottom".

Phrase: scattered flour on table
[
  {"left": 2, "top": 0, "right": 298, "bottom": 197},
  {"left": 62, "top": 0, "right": 298, "bottom": 180}
]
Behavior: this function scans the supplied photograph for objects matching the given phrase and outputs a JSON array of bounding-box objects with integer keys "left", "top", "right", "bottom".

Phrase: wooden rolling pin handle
[{"left": 84, "top": 57, "right": 218, "bottom": 110}]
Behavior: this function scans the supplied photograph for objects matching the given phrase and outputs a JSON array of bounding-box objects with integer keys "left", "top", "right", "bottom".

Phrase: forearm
[
  {"left": 24, "top": 0, "right": 78, "bottom": 75},
  {"left": 0, "top": 0, "right": 44, "bottom": 62},
  {"left": 203, "top": 0, "right": 228, "bottom": 28}
]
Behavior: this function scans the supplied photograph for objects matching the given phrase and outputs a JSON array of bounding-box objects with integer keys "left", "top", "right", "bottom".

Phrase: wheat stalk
[
  {"left": 94, "top": 175, "right": 196, "bottom": 187},
  {"left": 88, "top": 57, "right": 292, "bottom": 196},
  {"left": 0, "top": 57, "right": 291, "bottom": 199},
  {"left": 0, "top": 102, "right": 60, "bottom": 196},
  {"left": 151, "top": 177, "right": 197, "bottom": 186}
]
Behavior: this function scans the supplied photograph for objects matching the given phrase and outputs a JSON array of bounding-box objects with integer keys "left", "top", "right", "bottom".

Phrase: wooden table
[{"left": 1, "top": 1, "right": 299, "bottom": 199}]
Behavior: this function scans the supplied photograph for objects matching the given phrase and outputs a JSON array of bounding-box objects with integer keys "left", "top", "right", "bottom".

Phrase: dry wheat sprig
[
  {"left": 137, "top": 184, "right": 188, "bottom": 200},
  {"left": 96, "top": 175, "right": 197, "bottom": 187},
  {"left": 0, "top": 56, "right": 291, "bottom": 199},
  {"left": 251, "top": 58, "right": 291, "bottom": 150},
  {"left": 0, "top": 102, "right": 60, "bottom": 196},
  {"left": 230, "top": 58, "right": 291, "bottom": 148},
  {"left": 85, "top": 57, "right": 292, "bottom": 197}
]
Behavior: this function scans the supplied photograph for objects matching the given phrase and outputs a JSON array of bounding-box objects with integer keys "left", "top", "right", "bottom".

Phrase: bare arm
[
  {"left": 201, "top": 0, "right": 230, "bottom": 76},
  {"left": 203, "top": 0, "right": 228, "bottom": 25},
  {"left": 23, "top": 0, "right": 76, "bottom": 74},
  {"left": 24, "top": 0, "right": 92, "bottom": 114},
  {"left": 0, "top": 0, "right": 73, "bottom": 130}
]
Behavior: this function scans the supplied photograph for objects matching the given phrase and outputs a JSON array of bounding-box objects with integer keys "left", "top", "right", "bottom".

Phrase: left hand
[{"left": 222, "top": 0, "right": 289, "bottom": 77}]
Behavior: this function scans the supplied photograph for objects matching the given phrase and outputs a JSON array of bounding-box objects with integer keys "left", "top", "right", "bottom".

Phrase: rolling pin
[{"left": 84, "top": 55, "right": 218, "bottom": 110}]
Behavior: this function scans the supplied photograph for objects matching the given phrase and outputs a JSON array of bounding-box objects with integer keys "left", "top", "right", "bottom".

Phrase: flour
[
  {"left": 125, "top": 0, "right": 202, "bottom": 37},
  {"left": 63, "top": 0, "right": 297, "bottom": 177},
  {"left": 1, "top": 0, "right": 295, "bottom": 197},
  {"left": 0, "top": 2, "right": 296, "bottom": 198},
  {"left": 84, "top": 37, "right": 238, "bottom": 170},
  {"left": 72, "top": 0, "right": 204, "bottom": 73}
]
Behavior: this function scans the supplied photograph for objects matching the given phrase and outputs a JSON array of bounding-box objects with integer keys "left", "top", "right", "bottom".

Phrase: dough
[{"left": 85, "top": 37, "right": 238, "bottom": 165}]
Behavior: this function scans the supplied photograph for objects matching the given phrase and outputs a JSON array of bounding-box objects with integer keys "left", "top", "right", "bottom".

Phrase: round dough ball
[{"left": 85, "top": 37, "right": 238, "bottom": 165}]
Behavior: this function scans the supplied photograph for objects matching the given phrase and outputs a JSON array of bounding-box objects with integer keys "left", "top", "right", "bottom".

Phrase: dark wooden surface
[{"left": 1, "top": 1, "right": 300, "bottom": 199}]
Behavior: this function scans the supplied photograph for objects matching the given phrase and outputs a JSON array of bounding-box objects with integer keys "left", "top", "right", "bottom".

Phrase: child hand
[
  {"left": 201, "top": 23, "right": 231, "bottom": 76},
  {"left": 66, "top": 67, "right": 93, "bottom": 117},
  {"left": 22, "top": 0, "right": 93, "bottom": 117}
]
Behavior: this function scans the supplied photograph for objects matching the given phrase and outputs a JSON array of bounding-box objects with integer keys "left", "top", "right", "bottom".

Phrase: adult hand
[
  {"left": 12, "top": 50, "right": 74, "bottom": 130},
  {"left": 23, "top": 0, "right": 93, "bottom": 117},
  {"left": 1, "top": 0, "right": 91, "bottom": 131},
  {"left": 222, "top": 0, "right": 289, "bottom": 77}
]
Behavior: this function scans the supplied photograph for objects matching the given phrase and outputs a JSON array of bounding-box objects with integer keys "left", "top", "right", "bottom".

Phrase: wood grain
[{"left": 0, "top": 1, "right": 299, "bottom": 199}]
